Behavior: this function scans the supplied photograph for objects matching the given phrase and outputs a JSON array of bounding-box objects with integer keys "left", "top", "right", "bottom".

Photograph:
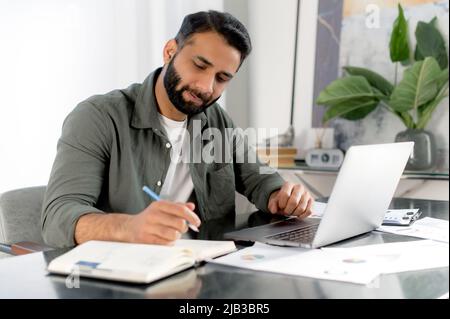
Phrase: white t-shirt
[{"left": 158, "top": 113, "right": 194, "bottom": 203}]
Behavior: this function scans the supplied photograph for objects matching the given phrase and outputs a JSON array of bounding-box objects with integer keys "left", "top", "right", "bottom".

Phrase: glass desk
[{"left": 0, "top": 198, "right": 448, "bottom": 299}]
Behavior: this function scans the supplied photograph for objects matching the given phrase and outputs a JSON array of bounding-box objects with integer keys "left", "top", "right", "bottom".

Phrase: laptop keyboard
[{"left": 265, "top": 224, "right": 319, "bottom": 243}]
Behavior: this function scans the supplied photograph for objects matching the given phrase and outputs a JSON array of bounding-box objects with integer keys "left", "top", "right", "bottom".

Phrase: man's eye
[
  {"left": 194, "top": 63, "right": 206, "bottom": 70},
  {"left": 216, "top": 75, "right": 230, "bottom": 83}
]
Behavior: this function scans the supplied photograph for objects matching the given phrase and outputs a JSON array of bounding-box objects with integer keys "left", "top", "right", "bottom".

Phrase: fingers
[
  {"left": 305, "top": 198, "right": 314, "bottom": 215},
  {"left": 296, "top": 188, "right": 309, "bottom": 213},
  {"left": 150, "top": 210, "right": 189, "bottom": 234},
  {"left": 276, "top": 182, "right": 295, "bottom": 211},
  {"left": 141, "top": 233, "right": 176, "bottom": 246},
  {"left": 283, "top": 184, "right": 304, "bottom": 215},
  {"left": 185, "top": 202, "right": 196, "bottom": 211},
  {"left": 292, "top": 194, "right": 314, "bottom": 219},
  {"left": 140, "top": 201, "right": 200, "bottom": 244},
  {"left": 151, "top": 201, "right": 201, "bottom": 228},
  {"left": 268, "top": 194, "right": 279, "bottom": 214},
  {"left": 272, "top": 182, "right": 315, "bottom": 218},
  {"left": 148, "top": 224, "right": 183, "bottom": 242}
]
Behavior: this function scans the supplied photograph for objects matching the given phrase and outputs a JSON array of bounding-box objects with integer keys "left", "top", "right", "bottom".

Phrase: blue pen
[{"left": 142, "top": 185, "right": 199, "bottom": 232}]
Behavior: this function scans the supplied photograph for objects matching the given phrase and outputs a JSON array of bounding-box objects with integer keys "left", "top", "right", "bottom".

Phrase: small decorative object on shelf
[
  {"left": 305, "top": 148, "right": 344, "bottom": 169},
  {"left": 305, "top": 127, "right": 344, "bottom": 169},
  {"left": 263, "top": 125, "right": 295, "bottom": 148}
]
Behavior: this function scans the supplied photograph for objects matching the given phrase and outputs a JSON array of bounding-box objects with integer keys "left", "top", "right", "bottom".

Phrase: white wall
[
  {"left": 1, "top": 0, "right": 132, "bottom": 194},
  {"left": 222, "top": 0, "right": 250, "bottom": 129},
  {"left": 292, "top": 0, "right": 320, "bottom": 156},
  {"left": 0, "top": 0, "right": 319, "bottom": 193},
  {"left": 232, "top": 0, "right": 319, "bottom": 152},
  {"left": 0, "top": 0, "right": 223, "bottom": 193},
  {"left": 247, "top": 0, "right": 298, "bottom": 133}
]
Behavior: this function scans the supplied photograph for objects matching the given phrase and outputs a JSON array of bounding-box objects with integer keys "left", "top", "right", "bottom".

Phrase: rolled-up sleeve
[{"left": 41, "top": 102, "right": 111, "bottom": 248}]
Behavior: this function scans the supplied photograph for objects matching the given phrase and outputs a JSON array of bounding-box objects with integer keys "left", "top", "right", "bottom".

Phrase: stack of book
[{"left": 256, "top": 147, "right": 297, "bottom": 168}]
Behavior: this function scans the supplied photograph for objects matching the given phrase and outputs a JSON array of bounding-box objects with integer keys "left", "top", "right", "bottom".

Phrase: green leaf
[
  {"left": 344, "top": 66, "right": 394, "bottom": 96},
  {"left": 390, "top": 57, "right": 442, "bottom": 112},
  {"left": 341, "top": 102, "right": 379, "bottom": 120},
  {"left": 436, "top": 68, "right": 449, "bottom": 90},
  {"left": 322, "top": 99, "right": 379, "bottom": 123},
  {"left": 415, "top": 19, "right": 448, "bottom": 69},
  {"left": 416, "top": 81, "right": 449, "bottom": 129},
  {"left": 417, "top": 68, "right": 448, "bottom": 122},
  {"left": 316, "top": 76, "right": 377, "bottom": 106},
  {"left": 418, "top": 68, "right": 449, "bottom": 118},
  {"left": 414, "top": 45, "right": 425, "bottom": 61},
  {"left": 381, "top": 100, "right": 416, "bottom": 128},
  {"left": 400, "top": 58, "right": 412, "bottom": 67},
  {"left": 429, "top": 17, "right": 438, "bottom": 27},
  {"left": 414, "top": 17, "right": 438, "bottom": 62},
  {"left": 398, "top": 111, "right": 416, "bottom": 128},
  {"left": 390, "top": 4, "right": 410, "bottom": 63}
]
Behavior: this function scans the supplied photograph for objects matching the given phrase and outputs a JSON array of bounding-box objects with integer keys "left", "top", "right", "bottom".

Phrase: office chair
[{"left": 0, "top": 186, "right": 51, "bottom": 255}]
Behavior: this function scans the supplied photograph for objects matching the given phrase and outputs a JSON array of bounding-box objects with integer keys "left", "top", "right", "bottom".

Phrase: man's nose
[{"left": 195, "top": 74, "right": 214, "bottom": 96}]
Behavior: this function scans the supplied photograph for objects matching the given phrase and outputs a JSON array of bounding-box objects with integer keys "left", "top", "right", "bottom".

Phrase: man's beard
[{"left": 163, "top": 57, "right": 220, "bottom": 116}]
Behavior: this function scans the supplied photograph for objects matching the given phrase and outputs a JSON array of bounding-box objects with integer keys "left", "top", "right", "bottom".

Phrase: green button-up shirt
[{"left": 41, "top": 68, "right": 285, "bottom": 248}]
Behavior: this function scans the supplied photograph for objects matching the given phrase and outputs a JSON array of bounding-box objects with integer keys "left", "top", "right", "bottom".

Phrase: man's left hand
[{"left": 268, "top": 182, "right": 314, "bottom": 218}]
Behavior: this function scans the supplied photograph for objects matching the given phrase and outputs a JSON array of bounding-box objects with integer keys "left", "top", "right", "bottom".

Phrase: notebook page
[
  {"left": 48, "top": 241, "right": 195, "bottom": 283},
  {"left": 174, "top": 239, "right": 237, "bottom": 261}
]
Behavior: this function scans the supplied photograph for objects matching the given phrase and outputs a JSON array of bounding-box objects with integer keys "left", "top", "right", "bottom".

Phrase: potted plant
[{"left": 316, "top": 4, "right": 449, "bottom": 170}]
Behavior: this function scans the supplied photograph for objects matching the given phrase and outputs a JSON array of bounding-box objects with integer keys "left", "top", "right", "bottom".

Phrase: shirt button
[
  {"left": 166, "top": 142, "right": 171, "bottom": 149},
  {"left": 156, "top": 181, "right": 162, "bottom": 187}
]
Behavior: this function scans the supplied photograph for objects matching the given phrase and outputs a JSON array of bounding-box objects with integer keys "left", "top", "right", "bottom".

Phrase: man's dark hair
[{"left": 175, "top": 10, "right": 252, "bottom": 65}]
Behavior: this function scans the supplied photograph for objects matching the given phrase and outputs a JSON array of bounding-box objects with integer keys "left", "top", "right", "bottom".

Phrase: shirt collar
[{"left": 131, "top": 67, "right": 208, "bottom": 130}]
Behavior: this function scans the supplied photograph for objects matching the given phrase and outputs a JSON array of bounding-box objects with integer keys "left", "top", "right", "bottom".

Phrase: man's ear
[{"left": 163, "top": 39, "right": 178, "bottom": 64}]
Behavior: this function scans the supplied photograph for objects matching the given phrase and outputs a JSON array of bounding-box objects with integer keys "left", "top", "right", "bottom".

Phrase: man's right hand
[{"left": 124, "top": 201, "right": 201, "bottom": 245}]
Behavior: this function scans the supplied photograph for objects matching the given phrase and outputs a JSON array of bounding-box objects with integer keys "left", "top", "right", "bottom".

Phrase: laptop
[{"left": 225, "top": 142, "right": 414, "bottom": 248}]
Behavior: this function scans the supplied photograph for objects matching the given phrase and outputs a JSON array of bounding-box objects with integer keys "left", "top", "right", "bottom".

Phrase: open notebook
[{"left": 47, "top": 239, "right": 236, "bottom": 284}]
